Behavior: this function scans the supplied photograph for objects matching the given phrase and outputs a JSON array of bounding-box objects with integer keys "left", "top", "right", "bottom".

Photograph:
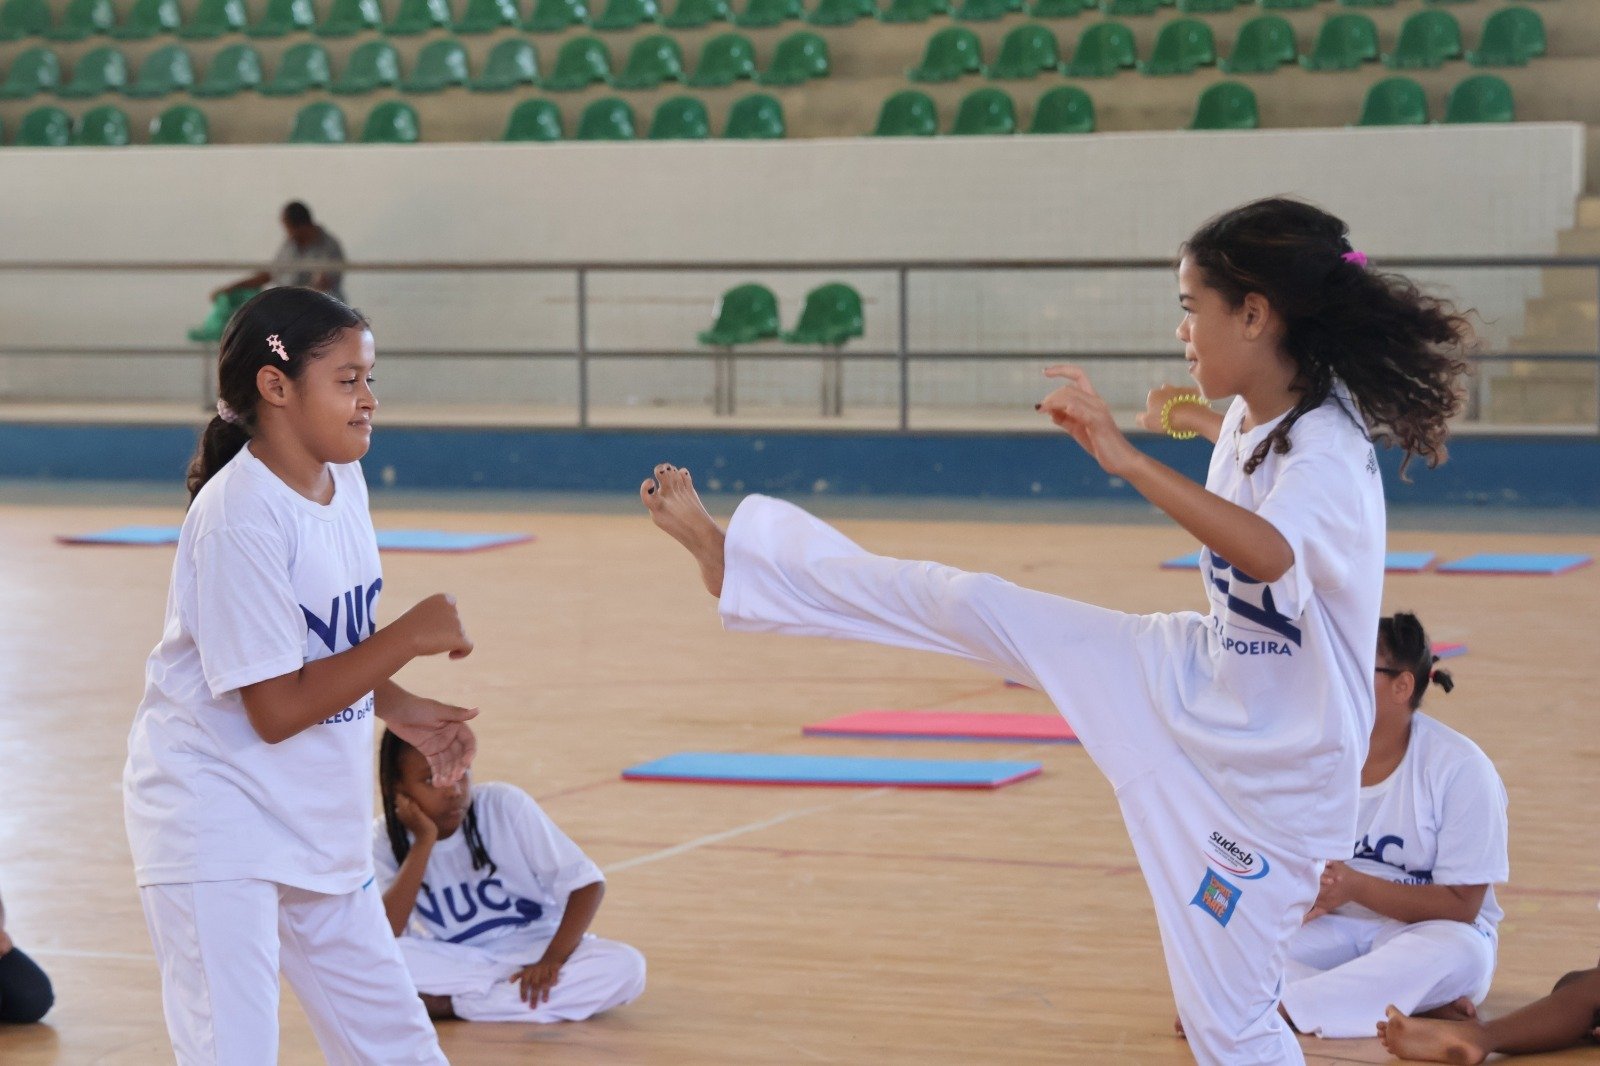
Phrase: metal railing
[{"left": 0, "top": 255, "right": 1596, "bottom": 433}]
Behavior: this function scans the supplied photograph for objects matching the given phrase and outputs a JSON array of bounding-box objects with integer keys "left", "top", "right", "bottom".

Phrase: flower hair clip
[
  {"left": 1341, "top": 251, "right": 1370, "bottom": 270},
  {"left": 267, "top": 334, "right": 289, "bottom": 361}
]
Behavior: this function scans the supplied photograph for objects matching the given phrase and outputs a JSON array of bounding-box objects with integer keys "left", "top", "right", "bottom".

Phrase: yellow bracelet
[{"left": 1159, "top": 393, "right": 1208, "bottom": 440}]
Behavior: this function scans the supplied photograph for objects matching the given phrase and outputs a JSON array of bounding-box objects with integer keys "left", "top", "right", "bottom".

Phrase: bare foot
[
  {"left": 1419, "top": 997, "right": 1478, "bottom": 1022},
  {"left": 1378, "top": 1005, "right": 1491, "bottom": 1064},
  {"left": 640, "top": 463, "right": 726, "bottom": 598}
]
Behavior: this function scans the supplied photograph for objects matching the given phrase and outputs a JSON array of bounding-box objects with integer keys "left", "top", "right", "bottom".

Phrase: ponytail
[
  {"left": 1182, "top": 197, "right": 1473, "bottom": 480},
  {"left": 187, "top": 286, "right": 368, "bottom": 504},
  {"left": 1378, "top": 611, "right": 1456, "bottom": 709}
]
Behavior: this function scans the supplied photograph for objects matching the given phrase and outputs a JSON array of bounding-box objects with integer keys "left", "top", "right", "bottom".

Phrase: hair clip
[
  {"left": 1341, "top": 251, "right": 1369, "bottom": 269},
  {"left": 267, "top": 334, "right": 289, "bottom": 361},
  {"left": 216, "top": 399, "right": 240, "bottom": 424}
]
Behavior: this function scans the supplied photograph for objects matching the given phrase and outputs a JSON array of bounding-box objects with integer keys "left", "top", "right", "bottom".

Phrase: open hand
[
  {"left": 510, "top": 959, "right": 563, "bottom": 1008},
  {"left": 1037, "top": 365, "right": 1142, "bottom": 477},
  {"left": 383, "top": 696, "right": 478, "bottom": 786}
]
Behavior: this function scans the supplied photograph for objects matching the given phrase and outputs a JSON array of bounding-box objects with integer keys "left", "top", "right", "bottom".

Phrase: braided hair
[
  {"left": 1182, "top": 198, "right": 1473, "bottom": 480},
  {"left": 378, "top": 729, "right": 497, "bottom": 878},
  {"left": 1378, "top": 612, "right": 1456, "bottom": 710}
]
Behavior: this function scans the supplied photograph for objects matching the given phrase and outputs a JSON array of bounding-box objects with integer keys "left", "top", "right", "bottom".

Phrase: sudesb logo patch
[{"left": 1204, "top": 831, "right": 1270, "bottom": 880}]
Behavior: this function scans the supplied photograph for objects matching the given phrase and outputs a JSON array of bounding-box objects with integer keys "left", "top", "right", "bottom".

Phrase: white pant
[
  {"left": 1281, "top": 912, "right": 1496, "bottom": 1038},
  {"left": 139, "top": 879, "right": 446, "bottom": 1066},
  {"left": 398, "top": 934, "right": 646, "bottom": 1023},
  {"left": 719, "top": 495, "right": 1327, "bottom": 1066}
]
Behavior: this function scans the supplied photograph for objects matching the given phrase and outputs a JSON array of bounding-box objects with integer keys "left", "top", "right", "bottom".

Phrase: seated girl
[
  {"left": 374, "top": 730, "right": 645, "bottom": 1023},
  {"left": 1281, "top": 612, "right": 1509, "bottom": 1039}
]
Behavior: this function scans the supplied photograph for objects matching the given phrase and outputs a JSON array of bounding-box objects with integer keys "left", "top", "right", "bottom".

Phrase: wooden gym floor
[{"left": 0, "top": 489, "right": 1595, "bottom": 1065}]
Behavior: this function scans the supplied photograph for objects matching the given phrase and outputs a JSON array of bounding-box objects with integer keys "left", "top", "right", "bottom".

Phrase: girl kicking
[
  {"left": 1281, "top": 612, "right": 1508, "bottom": 1038},
  {"left": 124, "top": 287, "right": 478, "bottom": 1065},
  {"left": 640, "top": 198, "right": 1470, "bottom": 1065},
  {"left": 375, "top": 730, "right": 646, "bottom": 1023}
]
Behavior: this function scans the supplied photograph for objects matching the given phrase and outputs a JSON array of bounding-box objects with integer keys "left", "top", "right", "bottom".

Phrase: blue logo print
[
  {"left": 1205, "top": 549, "right": 1301, "bottom": 650},
  {"left": 301, "top": 579, "right": 383, "bottom": 654},
  {"left": 415, "top": 877, "right": 545, "bottom": 943},
  {"left": 1191, "top": 867, "right": 1242, "bottom": 928}
]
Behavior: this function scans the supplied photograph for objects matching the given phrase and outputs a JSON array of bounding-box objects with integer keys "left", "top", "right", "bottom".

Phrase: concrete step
[
  {"left": 1537, "top": 267, "right": 1600, "bottom": 301},
  {"left": 1578, "top": 198, "right": 1600, "bottom": 229},
  {"left": 1486, "top": 368, "right": 1599, "bottom": 425},
  {"left": 1519, "top": 297, "right": 1599, "bottom": 348},
  {"left": 1556, "top": 229, "right": 1600, "bottom": 256}
]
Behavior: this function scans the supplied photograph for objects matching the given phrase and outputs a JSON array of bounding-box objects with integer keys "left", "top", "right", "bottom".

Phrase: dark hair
[
  {"left": 379, "top": 729, "right": 497, "bottom": 879},
  {"left": 1378, "top": 611, "right": 1455, "bottom": 710},
  {"left": 282, "top": 201, "right": 313, "bottom": 226},
  {"left": 186, "top": 286, "right": 368, "bottom": 502},
  {"left": 1182, "top": 197, "right": 1473, "bottom": 478}
]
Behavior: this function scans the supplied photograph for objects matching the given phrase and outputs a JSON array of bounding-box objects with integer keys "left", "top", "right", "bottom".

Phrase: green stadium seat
[
  {"left": 44, "top": 0, "right": 114, "bottom": 40},
  {"left": 783, "top": 283, "right": 862, "bottom": 346},
  {"left": 385, "top": 0, "right": 452, "bottom": 33},
  {"left": 332, "top": 39, "right": 400, "bottom": 93},
  {"left": 575, "top": 95, "right": 635, "bottom": 138},
  {"left": 261, "top": 42, "right": 332, "bottom": 95},
  {"left": 1355, "top": 74, "right": 1426, "bottom": 124},
  {"left": 18, "top": 105, "right": 73, "bottom": 144},
  {"left": 149, "top": 102, "right": 207, "bottom": 142},
  {"left": 193, "top": 43, "right": 262, "bottom": 96},
  {"left": 908, "top": 26, "right": 981, "bottom": 82},
  {"left": 125, "top": 43, "right": 194, "bottom": 96},
  {"left": 806, "top": 0, "right": 870, "bottom": 27},
  {"left": 725, "top": 91, "right": 784, "bottom": 137},
  {"left": 470, "top": 38, "right": 539, "bottom": 90},
  {"left": 543, "top": 34, "right": 610, "bottom": 88},
  {"left": 246, "top": 0, "right": 314, "bottom": 36},
  {"left": 759, "top": 30, "right": 828, "bottom": 84},
  {"left": 1300, "top": 13, "right": 1376, "bottom": 71},
  {"left": 688, "top": 32, "right": 754, "bottom": 86},
  {"left": 986, "top": 24, "right": 1057, "bottom": 79},
  {"left": 1188, "top": 80, "right": 1256, "bottom": 129},
  {"left": 872, "top": 89, "right": 937, "bottom": 135},
  {"left": 0, "top": 46, "right": 60, "bottom": 98},
  {"left": 0, "top": 0, "right": 51, "bottom": 41},
  {"left": 1220, "top": 15, "right": 1296, "bottom": 74},
  {"left": 1383, "top": 10, "right": 1461, "bottom": 70},
  {"left": 453, "top": 0, "right": 517, "bottom": 30},
  {"left": 611, "top": 33, "right": 683, "bottom": 88},
  {"left": 111, "top": 0, "right": 180, "bottom": 39},
  {"left": 648, "top": 94, "right": 709, "bottom": 138},
  {"left": 314, "top": 0, "right": 382, "bottom": 36},
  {"left": 57, "top": 45, "right": 127, "bottom": 97},
  {"left": 1028, "top": 83, "right": 1093, "bottom": 132},
  {"left": 1026, "top": 0, "right": 1086, "bottom": 14},
  {"left": 1063, "top": 21, "right": 1134, "bottom": 77},
  {"left": 524, "top": 0, "right": 584, "bottom": 30},
  {"left": 1468, "top": 7, "right": 1544, "bottom": 68},
  {"left": 503, "top": 96, "right": 563, "bottom": 139},
  {"left": 361, "top": 99, "right": 420, "bottom": 142},
  {"left": 1443, "top": 73, "right": 1512, "bottom": 123},
  {"left": 953, "top": 0, "right": 1008, "bottom": 22},
  {"left": 188, "top": 287, "right": 258, "bottom": 343},
  {"left": 178, "top": 0, "right": 246, "bottom": 37},
  {"left": 1139, "top": 17, "right": 1213, "bottom": 75},
  {"left": 1176, "top": 0, "right": 1233, "bottom": 11},
  {"left": 590, "top": 0, "right": 656, "bottom": 29},
  {"left": 77, "top": 102, "right": 130, "bottom": 144},
  {"left": 700, "top": 284, "right": 780, "bottom": 345},
  {"left": 1100, "top": 0, "right": 1164, "bottom": 13},
  {"left": 288, "top": 101, "right": 347, "bottom": 142},
  {"left": 402, "top": 38, "right": 469, "bottom": 91},
  {"left": 664, "top": 0, "right": 728, "bottom": 27},
  {"left": 878, "top": 0, "right": 944, "bottom": 22},
  {"left": 949, "top": 85, "right": 1015, "bottom": 134},
  {"left": 734, "top": 0, "right": 799, "bottom": 28}
]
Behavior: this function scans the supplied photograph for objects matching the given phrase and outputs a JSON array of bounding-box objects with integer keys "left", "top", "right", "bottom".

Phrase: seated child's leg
[
  {"left": 1378, "top": 967, "right": 1600, "bottom": 1063},
  {"left": 0, "top": 947, "right": 54, "bottom": 1024},
  {"left": 1282, "top": 912, "right": 1373, "bottom": 984},
  {"left": 452, "top": 936, "right": 646, "bottom": 1024},
  {"left": 1282, "top": 918, "right": 1493, "bottom": 1039}
]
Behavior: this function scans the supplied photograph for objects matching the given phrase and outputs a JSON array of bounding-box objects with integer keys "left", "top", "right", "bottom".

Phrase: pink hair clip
[
  {"left": 267, "top": 334, "right": 289, "bottom": 361},
  {"left": 1341, "top": 251, "right": 1369, "bottom": 269}
]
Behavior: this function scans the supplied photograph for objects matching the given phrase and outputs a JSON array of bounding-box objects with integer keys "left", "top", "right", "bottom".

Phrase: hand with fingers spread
[
  {"left": 511, "top": 958, "right": 564, "bottom": 1009},
  {"left": 380, "top": 691, "right": 479, "bottom": 787},
  {"left": 1036, "top": 365, "right": 1144, "bottom": 478}
]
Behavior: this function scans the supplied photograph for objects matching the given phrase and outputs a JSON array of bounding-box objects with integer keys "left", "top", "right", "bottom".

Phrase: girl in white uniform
[
  {"left": 1281, "top": 612, "right": 1508, "bottom": 1039},
  {"left": 124, "top": 287, "right": 479, "bottom": 1066},
  {"left": 374, "top": 730, "right": 646, "bottom": 1023},
  {"left": 638, "top": 199, "right": 1472, "bottom": 1066}
]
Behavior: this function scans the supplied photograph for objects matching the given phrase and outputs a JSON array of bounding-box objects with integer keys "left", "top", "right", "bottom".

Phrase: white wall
[{"left": 0, "top": 124, "right": 1584, "bottom": 412}]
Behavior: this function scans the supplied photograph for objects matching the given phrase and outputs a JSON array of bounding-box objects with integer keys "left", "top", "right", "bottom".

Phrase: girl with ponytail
[{"left": 127, "top": 286, "right": 482, "bottom": 1064}]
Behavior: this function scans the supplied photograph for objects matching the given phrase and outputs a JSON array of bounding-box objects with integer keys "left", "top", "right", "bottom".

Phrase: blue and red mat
[
  {"left": 622, "top": 752, "right": 1042, "bottom": 789},
  {"left": 59, "top": 526, "right": 533, "bottom": 553}
]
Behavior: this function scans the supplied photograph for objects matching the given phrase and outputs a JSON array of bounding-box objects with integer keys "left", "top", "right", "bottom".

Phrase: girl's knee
[{"left": 1552, "top": 966, "right": 1600, "bottom": 995}]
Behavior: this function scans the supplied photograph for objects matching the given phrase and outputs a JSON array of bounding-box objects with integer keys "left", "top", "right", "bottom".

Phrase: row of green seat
[
  {"left": 499, "top": 87, "right": 784, "bottom": 136},
  {"left": 814, "top": 0, "right": 1539, "bottom": 27},
  {"left": 700, "top": 282, "right": 864, "bottom": 348},
  {"left": 1, "top": 97, "right": 206, "bottom": 138},
  {"left": 0, "top": 30, "right": 824, "bottom": 97},
  {"left": 910, "top": 6, "right": 1540, "bottom": 81},
  {"left": 873, "top": 82, "right": 1092, "bottom": 131},
  {"left": 1181, "top": 68, "right": 1511, "bottom": 126}
]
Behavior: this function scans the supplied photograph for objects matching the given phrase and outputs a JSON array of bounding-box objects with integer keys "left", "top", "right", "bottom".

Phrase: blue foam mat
[
  {"left": 59, "top": 525, "right": 180, "bottom": 545},
  {"left": 1162, "top": 550, "right": 1437, "bottom": 572},
  {"left": 622, "top": 752, "right": 1041, "bottom": 789},
  {"left": 1438, "top": 553, "right": 1592, "bottom": 575},
  {"left": 61, "top": 526, "right": 531, "bottom": 553}
]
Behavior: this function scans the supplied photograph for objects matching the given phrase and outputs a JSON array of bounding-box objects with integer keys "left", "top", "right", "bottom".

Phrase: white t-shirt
[
  {"left": 1345, "top": 713, "right": 1509, "bottom": 936},
  {"left": 124, "top": 447, "right": 383, "bottom": 893},
  {"left": 372, "top": 782, "right": 604, "bottom": 948},
  {"left": 1156, "top": 385, "right": 1386, "bottom": 860}
]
